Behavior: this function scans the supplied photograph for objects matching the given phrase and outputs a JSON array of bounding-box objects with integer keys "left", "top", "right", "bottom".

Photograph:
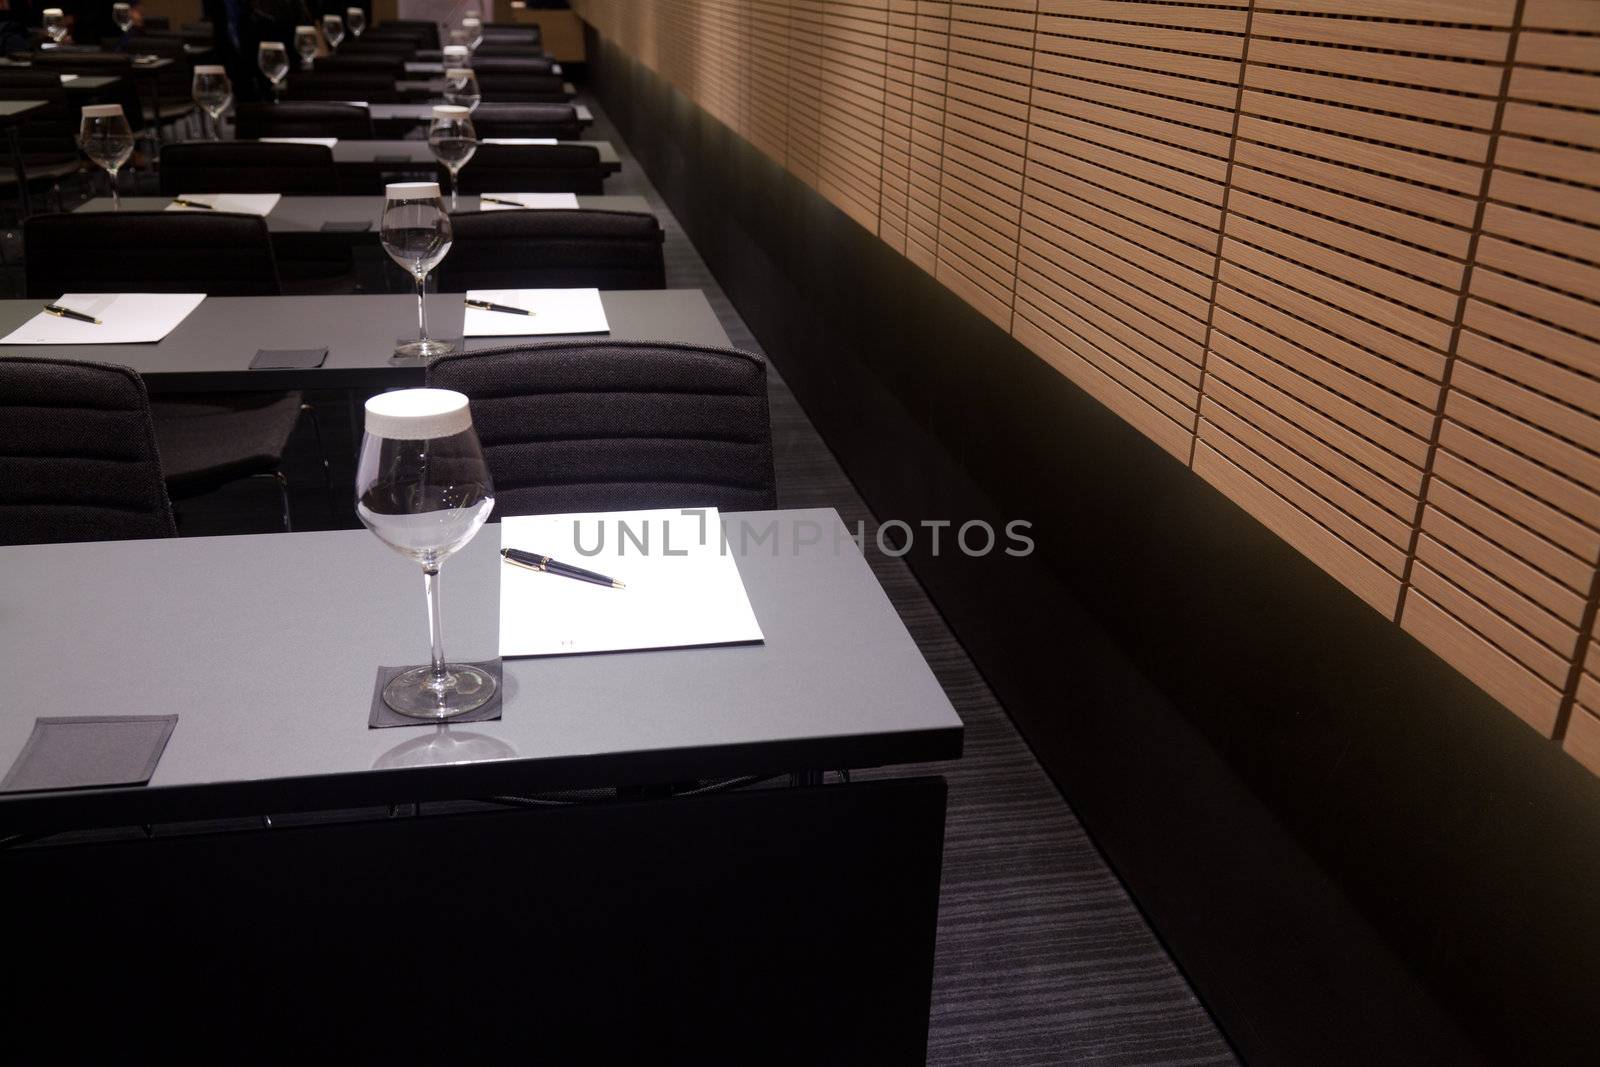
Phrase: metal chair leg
[{"left": 250, "top": 469, "right": 293, "bottom": 532}]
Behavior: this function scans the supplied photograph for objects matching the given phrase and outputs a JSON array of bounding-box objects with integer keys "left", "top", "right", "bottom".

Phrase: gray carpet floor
[{"left": 581, "top": 98, "right": 1237, "bottom": 1066}]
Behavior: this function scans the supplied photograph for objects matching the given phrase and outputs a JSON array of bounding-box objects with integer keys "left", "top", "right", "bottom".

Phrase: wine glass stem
[
  {"left": 108, "top": 168, "right": 120, "bottom": 209},
  {"left": 422, "top": 565, "right": 448, "bottom": 691},
  {"left": 450, "top": 169, "right": 459, "bottom": 210},
  {"left": 415, "top": 272, "right": 430, "bottom": 341}
]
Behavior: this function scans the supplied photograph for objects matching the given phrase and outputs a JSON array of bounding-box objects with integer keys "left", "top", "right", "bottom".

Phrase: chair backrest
[
  {"left": 160, "top": 141, "right": 339, "bottom": 195},
  {"left": 318, "top": 54, "right": 405, "bottom": 76},
  {"left": 235, "top": 101, "right": 375, "bottom": 141},
  {"left": 469, "top": 102, "right": 580, "bottom": 140},
  {"left": 452, "top": 143, "right": 604, "bottom": 195},
  {"left": 484, "top": 24, "right": 541, "bottom": 45},
  {"left": 283, "top": 71, "right": 400, "bottom": 102},
  {"left": 426, "top": 341, "right": 776, "bottom": 517},
  {"left": 370, "top": 20, "right": 440, "bottom": 49},
  {"left": 25, "top": 211, "right": 282, "bottom": 297},
  {"left": 473, "top": 71, "right": 568, "bottom": 103},
  {"left": 438, "top": 209, "right": 665, "bottom": 292},
  {"left": 30, "top": 51, "right": 133, "bottom": 71},
  {"left": 0, "top": 74, "right": 76, "bottom": 163},
  {"left": 474, "top": 44, "right": 546, "bottom": 59},
  {"left": 342, "top": 39, "right": 418, "bottom": 58},
  {"left": 0, "top": 357, "right": 176, "bottom": 545},
  {"left": 468, "top": 55, "right": 556, "bottom": 75}
]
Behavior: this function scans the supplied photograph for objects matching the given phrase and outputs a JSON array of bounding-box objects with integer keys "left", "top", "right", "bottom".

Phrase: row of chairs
[
  {"left": 24, "top": 208, "right": 667, "bottom": 295},
  {"left": 283, "top": 69, "right": 567, "bottom": 104},
  {"left": 236, "top": 101, "right": 583, "bottom": 141}
]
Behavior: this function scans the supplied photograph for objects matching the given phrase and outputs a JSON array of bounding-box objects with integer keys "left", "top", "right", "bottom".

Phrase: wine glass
[
  {"left": 448, "top": 28, "right": 469, "bottom": 49},
  {"left": 42, "top": 8, "right": 68, "bottom": 44},
  {"left": 192, "top": 65, "right": 232, "bottom": 141},
  {"left": 355, "top": 388, "right": 497, "bottom": 719},
  {"left": 442, "top": 44, "right": 470, "bottom": 69},
  {"left": 442, "top": 68, "right": 481, "bottom": 113},
  {"left": 380, "top": 182, "right": 455, "bottom": 360},
  {"left": 321, "top": 14, "right": 345, "bottom": 51},
  {"left": 347, "top": 7, "right": 367, "bottom": 38},
  {"left": 113, "top": 2, "right": 134, "bottom": 35},
  {"left": 429, "top": 105, "right": 477, "bottom": 208},
  {"left": 258, "top": 41, "right": 289, "bottom": 101},
  {"left": 79, "top": 104, "right": 134, "bottom": 209},
  {"left": 462, "top": 16, "right": 484, "bottom": 51},
  {"left": 294, "top": 24, "right": 319, "bottom": 71}
]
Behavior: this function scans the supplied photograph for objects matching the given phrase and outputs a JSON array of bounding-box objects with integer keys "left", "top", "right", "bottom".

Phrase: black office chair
[
  {"left": 438, "top": 210, "right": 665, "bottom": 292},
  {"left": 0, "top": 357, "right": 177, "bottom": 545},
  {"left": 235, "top": 102, "right": 376, "bottom": 141},
  {"left": 483, "top": 24, "right": 540, "bottom": 45},
  {"left": 22, "top": 212, "right": 311, "bottom": 529},
  {"left": 452, "top": 143, "right": 604, "bottom": 194},
  {"left": 473, "top": 72, "right": 569, "bottom": 103},
  {"left": 317, "top": 54, "right": 405, "bottom": 77},
  {"left": 342, "top": 38, "right": 419, "bottom": 59},
  {"left": 468, "top": 55, "right": 556, "bottom": 76},
  {"left": 468, "top": 102, "right": 580, "bottom": 139},
  {"left": 160, "top": 142, "right": 339, "bottom": 194},
  {"left": 25, "top": 210, "right": 283, "bottom": 297},
  {"left": 0, "top": 73, "right": 82, "bottom": 210},
  {"left": 368, "top": 20, "right": 440, "bottom": 49},
  {"left": 283, "top": 71, "right": 401, "bottom": 102},
  {"left": 474, "top": 44, "right": 547, "bottom": 59},
  {"left": 426, "top": 341, "right": 777, "bottom": 517}
]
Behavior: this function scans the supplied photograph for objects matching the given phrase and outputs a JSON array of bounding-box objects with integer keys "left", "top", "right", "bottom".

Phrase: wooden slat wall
[{"left": 574, "top": 0, "right": 1600, "bottom": 774}]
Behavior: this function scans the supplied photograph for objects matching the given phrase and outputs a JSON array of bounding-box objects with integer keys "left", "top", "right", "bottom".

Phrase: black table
[{"left": 0, "top": 290, "right": 730, "bottom": 392}]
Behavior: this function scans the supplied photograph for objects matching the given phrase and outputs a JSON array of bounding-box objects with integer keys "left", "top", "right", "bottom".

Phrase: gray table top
[
  {"left": 0, "top": 512, "right": 963, "bottom": 830},
  {"left": 0, "top": 99, "right": 47, "bottom": 124},
  {"left": 0, "top": 290, "right": 730, "bottom": 391},
  {"left": 397, "top": 79, "right": 576, "bottom": 97},
  {"left": 369, "top": 101, "right": 592, "bottom": 123},
  {"left": 404, "top": 60, "right": 563, "bottom": 76},
  {"left": 75, "top": 194, "right": 653, "bottom": 234}
]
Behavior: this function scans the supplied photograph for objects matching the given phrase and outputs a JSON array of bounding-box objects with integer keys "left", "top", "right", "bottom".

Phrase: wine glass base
[
  {"left": 393, "top": 337, "right": 456, "bottom": 360},
  {"left": 382, "top": 663, "right": 497, "bottom": 719}
]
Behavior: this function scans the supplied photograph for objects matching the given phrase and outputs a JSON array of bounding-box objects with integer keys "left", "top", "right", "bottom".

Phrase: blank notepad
[
  {"left": 0, "top": 293, "right": 205, "bottom": 345},
  {"left": 462, "top": 288, "right": 609, "bottom": 337},
  {"left": 499, "top": 509, "right": 765, "bottom": 657}
]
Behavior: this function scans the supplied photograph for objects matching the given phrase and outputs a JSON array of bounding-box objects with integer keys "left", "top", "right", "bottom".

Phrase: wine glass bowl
[
  {"left": 355, "top": 389, "right": 497, "bottom": 719},
  {"left": 43, "top": 8, "right": 67, "bottom": 44},
  {"left": 79, "top": 104, "right": 134, "bottom": 208},
  {"left": 322, "top": 14, "right": 345, "bottom": 51},
  {"left": 294, "top": 25, "right": 319, "bottom": 71},
  {"left": 462, "top": 16, "right": 484, "bottom": 51},
  {"left": 428, "top": 105, "right": 477, "bottom": 209},
  {"left": 380, "top": 182, "right": 455, "bottom": 360},
  {"left": 113, "top": 2, "right": 133, "bottom": 34},
  {"left": 443, "top": 44, "right": 470, "bottom": 69},
  {"left": 258, "top": 42, "right": 289, "bottom": 101},
  {"left": 347, "top": 7, "right": 367, "bottom": 38},
  {"left": 442, "top": 68, "right": 481, "bottom": 113},
  {"left": 191, "top": 65, "right": 232, "bottom": 140}
]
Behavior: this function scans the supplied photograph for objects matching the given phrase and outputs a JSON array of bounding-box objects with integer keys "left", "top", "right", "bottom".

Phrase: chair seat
[{"left": 151, "top": 391, "right": 303, "bottom": 498}]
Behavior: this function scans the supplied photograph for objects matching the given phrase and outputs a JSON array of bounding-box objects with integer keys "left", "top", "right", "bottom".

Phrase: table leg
[
  {"left": 8, "top": 126, "right": 28, "bottom": 220},
  {"left": 147, "top": 75, "right": 162, "bottom": 146}
]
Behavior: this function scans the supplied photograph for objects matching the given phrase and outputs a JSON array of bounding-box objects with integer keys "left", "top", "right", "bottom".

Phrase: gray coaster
[
  {"left": 1, "top": 716, "right": 178, "bottom": 793},
  {"left": 368, "top": 659, "right": 503, "bottom": 729}
]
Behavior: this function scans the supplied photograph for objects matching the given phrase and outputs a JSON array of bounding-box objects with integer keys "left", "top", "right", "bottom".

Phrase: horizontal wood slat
[{"left": 576, "top": 0, "right": 1600, "bottom": 775}]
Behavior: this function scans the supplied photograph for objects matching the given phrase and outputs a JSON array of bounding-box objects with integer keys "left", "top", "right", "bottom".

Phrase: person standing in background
[{"left": 203, "top": 0, "right": 311, "bottom": 101}]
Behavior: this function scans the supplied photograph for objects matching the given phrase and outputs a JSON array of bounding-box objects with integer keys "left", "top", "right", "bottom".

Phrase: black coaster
[
  {"left": 320, "top": 220, "right": 371, "bottom": 233},
  {"left": 1, "top": 716, "right": 178, "bottom": 793},
  {"left": 368, "top": 659, "right": 503, "bottom": 729},
  {"left": 251, "top": 347, "right": 327, "bottom": 370}
]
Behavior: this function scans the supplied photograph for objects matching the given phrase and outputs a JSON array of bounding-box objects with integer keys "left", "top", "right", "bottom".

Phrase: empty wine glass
[
  {"left": 258, "top": 41, "right": 289, "bottom": 101},
  {"left": 192, "top": 65, "right": 232, "bottom": 140},
  {"left": 462, "top": 16, "right": 484, "bottom": 51},
  {"left": 295, "top": 24, "right": 319, "bottom": 71},
  {"left": 321, "top": 13, "right": 345, "bottom": 51},
  {"left": 380, "top": 182, "right": 454, "bottom": 360},
  {"left": 42, "top": 8, "right": 67, "bottom": 44},
  {"left": 112, "top": 2, "right": 133, "bottom": 34},
  {"left": 448, "top": 28, "right": 469, "bottom": 49},
  {"left": 79, "top": 104, "right": 134, "bottom": 209},
  {"left": 347, "top": 7, "right": 366, "bottom": 38},
  {"left": 356, "top": 389, "right": 497, "bottom": 719},
  {"left": 429, "top": 105, "right": 477, "bottom": 208},
  {"left": 442, "top": 44, "right": 470, "bottom": 69},
  {"left": 442, "top": 68, "right": 480, "bottom": 113}
]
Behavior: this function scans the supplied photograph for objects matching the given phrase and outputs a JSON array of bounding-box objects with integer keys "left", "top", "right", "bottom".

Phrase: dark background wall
[{"left": 584, "top": 27, "right": 1600, "bottom": 1067}]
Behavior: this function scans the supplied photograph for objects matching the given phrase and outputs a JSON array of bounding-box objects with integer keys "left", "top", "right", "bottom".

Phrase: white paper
[
  {"left": 165, "top": 193, "right": 281, "bottom": 216},
  {"left": 462, "top": 288, "right": 609, "bottom": 337},
  {"left": 0, "top": 293, "right": 205, "bottom": 345},
  {"left": 59, "top": 73, "right": 78, "bottom": 83},
  {"left": 483, "top": 138, "right": 558, "bottom": 145},
  {"left": 479, "top": 192, "right": 579, "bottom": 211},
  {"left": 499, "top": 509, "right": 765, "bottom": 657},
  {"left": 260, "top": 137, "right": 339, "bottom": 147}
]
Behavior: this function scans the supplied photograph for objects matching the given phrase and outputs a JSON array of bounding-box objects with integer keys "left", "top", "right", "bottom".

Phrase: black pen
[
  {"left": 170, "top": 197, "right": 214, "bottom": 209},
  {"left": 43, "top": 304, "right": 101, "bottom": 325},
  {"left": 501, "top": 548, "right": 624, "bottom": 588},
  {"left": 478, "top": 196, "right": 524, "bottom": 207},
  {"left": 465, "top": 297, "right": 534, "bottom": 316}
]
